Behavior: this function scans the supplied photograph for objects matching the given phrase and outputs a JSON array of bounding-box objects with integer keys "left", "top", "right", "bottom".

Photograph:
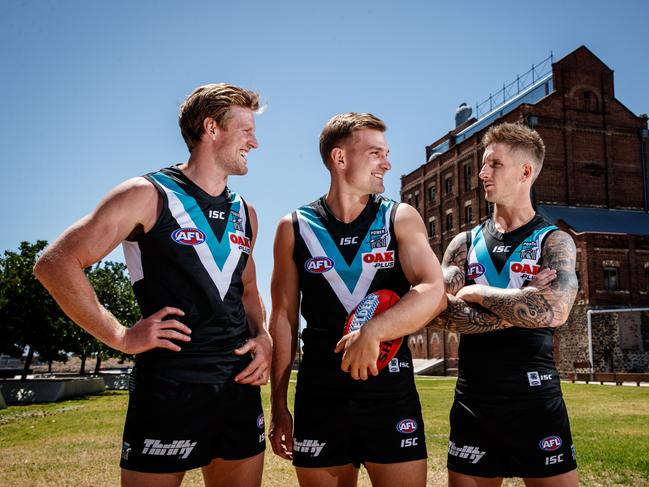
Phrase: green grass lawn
[{"left": 1, "top": 378, "right": 647, "bottom": 486}]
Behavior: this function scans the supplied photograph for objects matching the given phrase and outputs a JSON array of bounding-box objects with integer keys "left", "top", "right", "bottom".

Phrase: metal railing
[{"left": 475, "top": 53, "right": 554, "bottom": 119}]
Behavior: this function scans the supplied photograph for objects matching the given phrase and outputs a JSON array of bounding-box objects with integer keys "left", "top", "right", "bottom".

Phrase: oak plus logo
[
  {"left": 229, "top": 233, "right": 251, "bottom": 254},
  {"left": 142, "top": 439, "right": 197, "bottom": 459},
  {"left": 362, "top": 250, "right": 394, "bottom": 269}
]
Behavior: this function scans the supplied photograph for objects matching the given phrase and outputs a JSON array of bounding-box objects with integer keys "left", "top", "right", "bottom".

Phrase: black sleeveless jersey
[
  {"left": 293, "top": 195, "right": 414, "bottom": 398},
  {"left": 123, "top": 166, "right": 253, "bottom": 384},
  {"left": 456, "top": 214, "right": 563, "bottom": 402}
]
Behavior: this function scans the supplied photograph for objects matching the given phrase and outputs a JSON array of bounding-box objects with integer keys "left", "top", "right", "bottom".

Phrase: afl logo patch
[
  {"left": 396, "top": 419, "right": 418, "bottom": 434},
  {"left": 539, "top": 436, "right": 562, "bottom": 451},
  {"left": 256, "top": 413, "right": 265, "bottom": 429},
  {"left": 305, "top": 256, "right": 334, "bottom": 274},
  {"left": 466, "top": 263, "right": 485, "bottom": 279},
  {"left": 171, "top": 228, "right": 206, "bottom": 246}
]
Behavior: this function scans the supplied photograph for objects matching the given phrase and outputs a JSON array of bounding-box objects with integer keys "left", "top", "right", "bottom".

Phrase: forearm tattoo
[
  {"left": 429, "top": 295, "right": 511, "bottom": 334},
  {"left": 480, "top": 232, "right": 578, "bottom": 328},
  {"left": 442, "top": 233, "right": 468, "bottom": 295}
]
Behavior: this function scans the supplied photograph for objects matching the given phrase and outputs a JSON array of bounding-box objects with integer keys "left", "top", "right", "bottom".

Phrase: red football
[{"left": 343, "top": 289, "right": 402, "bottom": 371}]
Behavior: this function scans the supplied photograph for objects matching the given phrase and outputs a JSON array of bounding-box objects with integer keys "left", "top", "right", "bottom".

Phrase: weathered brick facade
[{"left": 402, "top": 46, "right": 649, "bottom": 373}]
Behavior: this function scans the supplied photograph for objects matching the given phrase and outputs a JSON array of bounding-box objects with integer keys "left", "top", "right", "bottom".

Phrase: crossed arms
[{"left": 430, "top": 229, "right": 578, "bottom": 333}]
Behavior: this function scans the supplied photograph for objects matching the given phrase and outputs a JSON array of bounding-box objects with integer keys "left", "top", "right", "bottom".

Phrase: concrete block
[{"left": 0, "top": 377, "right": 105, "bottom": 404}]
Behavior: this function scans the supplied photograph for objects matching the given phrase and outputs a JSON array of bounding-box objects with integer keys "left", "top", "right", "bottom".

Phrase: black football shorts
[
  {"left": 292, "top": 388, "right": 427, "bottom": 468},
  {"left": 447, "top": 395, "right": 577, "bottom": 478},
  {"left": 120, "top": 368, "right": 265, "bottom": 473}
]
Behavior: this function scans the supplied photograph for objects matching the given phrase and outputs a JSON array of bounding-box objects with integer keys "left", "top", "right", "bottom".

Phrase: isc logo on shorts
[
  {"left": 171, "top": 228, "right": 206, "bottom": 246},
  {"left": 396, "top": 419, "right": 417, "bottom": 434}
]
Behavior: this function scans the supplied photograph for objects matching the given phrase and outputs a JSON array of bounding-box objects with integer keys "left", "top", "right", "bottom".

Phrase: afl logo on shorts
[
  {"left": 396, "top": 419, "right": 418, "bottom": 434},
  {"left": 171, "top": 228, "right": 206, "bottom": 246},
  {"left": 256, "top": 413, "right": 264, "bottom": 429},
  {"left": 539, "top": 435, "right": 562, "bottom": 451},
  {"left": 305, "top": 256, "right": 334, "bottom": 274},
  {"left": 466, "top": 263, "right": 485, "bottom": 279}
]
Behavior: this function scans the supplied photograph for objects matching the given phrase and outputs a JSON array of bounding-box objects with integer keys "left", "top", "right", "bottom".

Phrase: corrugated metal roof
[{"left": 537, "top": 205, "right": 649, "bottom": 236}]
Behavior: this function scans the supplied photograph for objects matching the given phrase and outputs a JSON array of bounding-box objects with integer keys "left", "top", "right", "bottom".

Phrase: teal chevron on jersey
[
  {"left": 151, "top": 172, "right": 241, "bottom": 271},
  {"left": 297, "top": 200, "right": 392, "bottom": 293}
]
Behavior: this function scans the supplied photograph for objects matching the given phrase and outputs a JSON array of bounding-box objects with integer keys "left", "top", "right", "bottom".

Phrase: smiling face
[
  {"left": 479, "top": 142, "right": 533, "bottom": 205},
  {"left": 337, "top": 128, "right": 391, "bottom": 194},
  {"left": 212, "top": 105, "right": 259, "bottom": 175}
]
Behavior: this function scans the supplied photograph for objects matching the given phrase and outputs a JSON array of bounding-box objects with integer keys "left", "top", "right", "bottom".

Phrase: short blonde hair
[
  {"left": 482, "top": 122, "right": 545, "bottom": 178},
  {"left": 319, "top": 113, "right": 386, "bottom": 166},
  {"left": 179, "top": 83, "right": 260, "bottom": 152}
]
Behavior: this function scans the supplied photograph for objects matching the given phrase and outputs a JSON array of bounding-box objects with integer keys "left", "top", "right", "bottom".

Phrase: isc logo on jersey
[
  {"left": 172, "top": 228, "right": 206, "bottom": 246},
  {"left": 396, "top": 419, "right": 418, "bottom": 434},
  {"left": 362, "top": 251, "right": 394, "bottom": 269},
  {"left": 305, "top": 256, "right": 334, "bottom": 273},
  {"left": 229, "top": 233, "right": 251, "bottom": 254},
  {"left": 466, "top": 263, "right": 485, "bottom": 279},
  {"left": 510, "top": 262, "right": 540, "bottom": 280}
]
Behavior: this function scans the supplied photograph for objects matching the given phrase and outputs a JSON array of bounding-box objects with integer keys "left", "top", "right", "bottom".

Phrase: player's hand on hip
[
  {"left": 269, "top": 408, "right": 294, "bottom": 460},
  {"left": 119, "top": 307, "right": 189, "bottom": 354},
  {"left": 233, "top": 332, "right": 272, "bottom": 385},
  {"left": 529, "top": 268, "right": 557, "bottom": 289},
  {"left": 335, "top": 329, "right": 380, "bottom": 380}
]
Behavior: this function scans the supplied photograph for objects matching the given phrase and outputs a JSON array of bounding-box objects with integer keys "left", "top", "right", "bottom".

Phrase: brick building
[{"left": 402, "top": 46, "right": 649, "bottom": 375}]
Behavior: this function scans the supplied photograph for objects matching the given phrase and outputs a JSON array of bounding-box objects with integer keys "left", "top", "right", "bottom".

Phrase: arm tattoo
[
  {"left": 441, "top": 233, "right": 468, "bottom": 295},
  {"left": 429, "top": 295, "right": 511, "bottom": 334},
  {"left": 480, "top": 231, "right": 578, "bottom": 328}
]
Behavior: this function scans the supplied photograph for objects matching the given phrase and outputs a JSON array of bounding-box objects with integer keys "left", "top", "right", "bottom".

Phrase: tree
[
  {"left": 0, "top": 241, "right": 67, "bottom": 379},
  {"left": 87, "top": 260, "right": 140, "bottom": 373}
]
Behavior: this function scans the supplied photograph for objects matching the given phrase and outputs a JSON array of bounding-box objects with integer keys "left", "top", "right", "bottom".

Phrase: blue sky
[{"left": 1, "top": 0, "right": 648, "bottom": 306}]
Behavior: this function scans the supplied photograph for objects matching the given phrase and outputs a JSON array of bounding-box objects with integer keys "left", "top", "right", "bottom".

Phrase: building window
[
  {"left": 444, "top": 175, "right": 453, "bottom": 195},
  {"left": 463, "top": 164, "right": 472, "bottom": 192},
  {"left": 603, "top": 267, "right": 618, "bottom": 291},
  {"left": 414, "top": 193, "right": 419, "bottom": 209},
  {"left": 464, "top": 204, "right": 473, "bottom": 225},
  {"left": 428, "top": 218, "right": 436, "bottom": 238},
  {"left": 428, "top": 183, "right": 436, "bottom": 203},
  {"left": 446, "top": 213, "right": 453, "bottom": 232},
  {"left": 581, "top": 89, "right": 599, "bottom": 112}
]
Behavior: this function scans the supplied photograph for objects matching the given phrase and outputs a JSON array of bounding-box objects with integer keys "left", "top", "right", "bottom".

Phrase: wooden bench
[
  {"left": 571, "top": 361, "right": 593, "bottom": 383},
  {"left": 614, "top": 373, "right": 649, "bottom": 386}
]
